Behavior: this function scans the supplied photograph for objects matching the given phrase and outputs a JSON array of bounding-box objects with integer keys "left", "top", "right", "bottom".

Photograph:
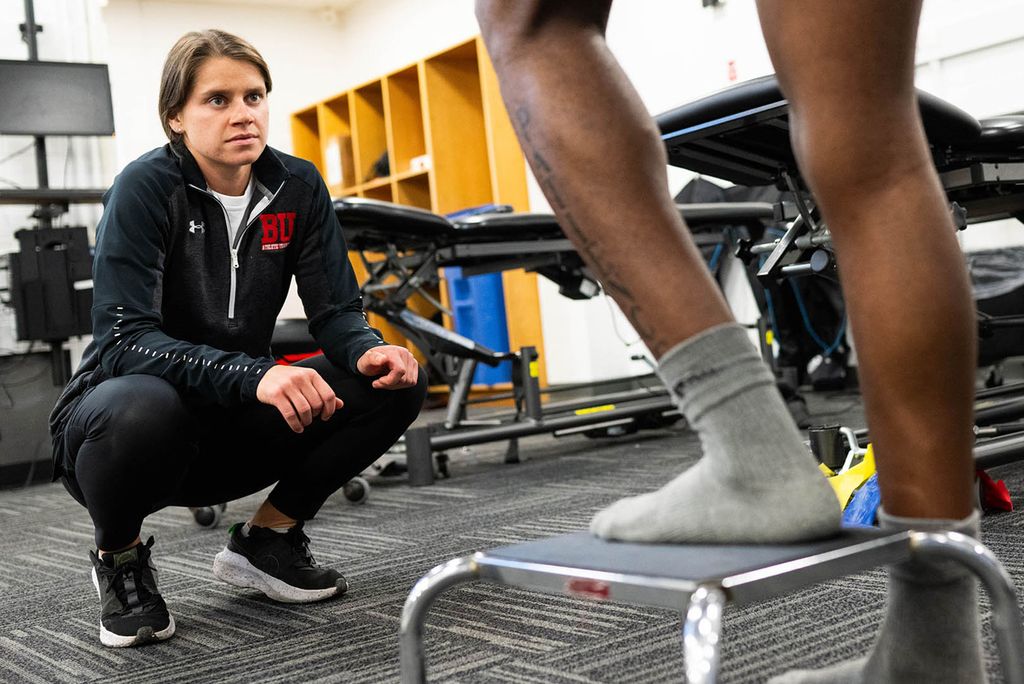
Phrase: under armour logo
[{"left": 189, "top": 220, "right": 205, "bottom": 234}]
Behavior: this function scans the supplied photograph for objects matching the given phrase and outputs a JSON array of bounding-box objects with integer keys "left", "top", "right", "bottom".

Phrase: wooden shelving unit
[{"left": 291, "top": 36, "right": 548, "bottom": 388}]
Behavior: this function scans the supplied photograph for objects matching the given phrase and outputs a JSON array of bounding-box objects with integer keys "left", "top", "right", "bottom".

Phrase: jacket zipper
[{"left": 189, "top": 181, "right": 285, "bottom": 320}]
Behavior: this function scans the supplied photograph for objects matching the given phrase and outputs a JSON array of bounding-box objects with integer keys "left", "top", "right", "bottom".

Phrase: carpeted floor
[{"left": 0, "top": 389, "right": 1020, "bottom": 683}]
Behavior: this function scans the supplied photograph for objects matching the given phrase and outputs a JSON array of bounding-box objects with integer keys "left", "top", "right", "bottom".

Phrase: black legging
[{"left": 57, "top": 355, "right": 427, "bottom": 550}]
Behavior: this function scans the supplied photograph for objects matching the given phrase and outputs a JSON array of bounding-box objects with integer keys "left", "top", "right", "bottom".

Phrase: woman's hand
[
  {"left": 356, "top": 346, "right": 419, "bottom": 389},
  {"left": 256, "top": 365, "right": 343, "bottom": 433}
]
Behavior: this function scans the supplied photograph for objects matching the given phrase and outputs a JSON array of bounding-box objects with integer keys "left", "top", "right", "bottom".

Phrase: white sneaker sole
[
  {"left": 91, "top": 567, "right": 176, "bottom": 648},
  {"left": 212, "top": 548, "right": 347, "bottom": 603}
]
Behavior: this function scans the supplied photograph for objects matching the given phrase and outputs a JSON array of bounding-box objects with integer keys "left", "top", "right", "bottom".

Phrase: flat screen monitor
[{"left": 0, "top": 59, "right": 114, "bottom": 136}]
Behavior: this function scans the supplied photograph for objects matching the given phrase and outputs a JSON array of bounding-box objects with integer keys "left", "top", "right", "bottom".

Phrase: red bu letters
[{"left": 260, "top": 212, "right": 296, "bottom": 251}]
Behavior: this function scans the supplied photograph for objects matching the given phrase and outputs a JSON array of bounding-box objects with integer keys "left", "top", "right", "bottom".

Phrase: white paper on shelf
[
  {"left": 410, "top": 153, "right": 432, "bottom": 172},
  {"left": 325, "top": 138, "right": 343, "bottom": 186}
]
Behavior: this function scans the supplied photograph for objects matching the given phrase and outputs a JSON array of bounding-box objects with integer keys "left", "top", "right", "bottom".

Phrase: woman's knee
[
  {"left": 366, "top": 371, "right": 427, "bottom": 430},
  {"left": 82, "top": 375, "right": 191, "bottom": 447},
  {"left": 391, "top": 370, "right": 429, "bottom": 425},
  {"left": 291, "top": 357, "right": 423, "bottom": 431}
]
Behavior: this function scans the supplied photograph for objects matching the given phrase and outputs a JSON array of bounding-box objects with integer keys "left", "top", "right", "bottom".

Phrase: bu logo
[
  {"left": 189, "top": 220, "right": 205, "bottom": 234},
  {"left": 260, "top": 212, "right": 296, "bottom": 251}
]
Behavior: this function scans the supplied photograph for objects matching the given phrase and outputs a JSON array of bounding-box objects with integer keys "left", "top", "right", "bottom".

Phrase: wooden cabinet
[{"left": 290, "top": 36, "right": 548, "bottom": 387}]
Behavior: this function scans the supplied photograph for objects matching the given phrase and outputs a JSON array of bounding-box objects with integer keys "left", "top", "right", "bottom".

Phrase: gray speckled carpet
[{"left": 0, "top": 389, "right": 1020, "bottom": 683}]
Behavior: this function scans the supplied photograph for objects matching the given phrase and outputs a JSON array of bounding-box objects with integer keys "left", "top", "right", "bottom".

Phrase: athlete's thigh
[{"left": 755, "top": 1, "right": 923, "bottom": 122}]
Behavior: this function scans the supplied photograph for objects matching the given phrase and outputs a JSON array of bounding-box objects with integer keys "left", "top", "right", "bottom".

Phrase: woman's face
[{"left": 169, "top": 56, "right": 269, "bottom": 177}]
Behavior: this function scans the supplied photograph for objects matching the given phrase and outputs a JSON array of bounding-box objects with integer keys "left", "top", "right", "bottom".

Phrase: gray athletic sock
[
  {"left": 769, "top": 508, "right": 985, "bottom": 684},
  {"left": 590, "top": 323, "right": 840, "bottom": 543}
]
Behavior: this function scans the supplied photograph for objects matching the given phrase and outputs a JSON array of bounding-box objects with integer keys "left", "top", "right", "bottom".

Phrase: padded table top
[
  {"left": 337, "top": 198, "right": 788, "bottom": 254},
  {"left": 334, "top": 197, "right": 455, "bottom": 251},
  {"left": 658, "top": 75, "right": 980, "bottom": 147},
  {"left": 334, "top": 198, "right": 569, "bottom": 249},
  {"left": 453, "top": 212, "right": 565, "bottom": 242},
  {"left": 974, "top": 116, "right": 1024, "bottom": 152},
  {"left": 656, "top": 74, "right": 984, "bottom": 185},
  {"left": 485, "top": 529, "right": 897, "bottom": 583}
]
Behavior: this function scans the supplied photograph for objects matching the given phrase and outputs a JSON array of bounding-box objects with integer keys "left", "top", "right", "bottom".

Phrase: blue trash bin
[{"left": 445, "top": 266, "right": 512, "bottom": 385}]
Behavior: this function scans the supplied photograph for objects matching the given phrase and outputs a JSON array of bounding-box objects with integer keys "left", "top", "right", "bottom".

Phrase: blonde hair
[{"left": 158, "top": 29, "right": 272, "bottom": 143}]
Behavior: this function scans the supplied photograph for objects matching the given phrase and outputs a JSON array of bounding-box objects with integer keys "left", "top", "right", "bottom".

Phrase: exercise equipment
[
  {"left": 190, "top": 503, "right": 226, "bottom": 529},
  {"left": 657, "top": 75, "right": 1023, "bottom": 231},
  {"left": 400, "top": 529, "right": 1024, "bottom": 683},
  {"left": 657, "top": 74, "right": 1023, "bottom": 286},
  {"left": 659, "top": 74, "right": 1024, "bottom": 465},
  {"left": 336, "top": 198, "right": 793, "bottom": 485}
]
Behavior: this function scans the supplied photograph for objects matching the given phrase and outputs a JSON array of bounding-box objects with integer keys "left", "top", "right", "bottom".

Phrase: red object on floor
[{"left": 977, "top": 468, "right": 1014, "bottom": 513}]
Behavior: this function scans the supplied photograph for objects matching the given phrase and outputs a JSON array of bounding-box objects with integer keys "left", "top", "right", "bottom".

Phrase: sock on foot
[
  {"left": 590, "top": 323, "right": 840, "bottom": 543},
  {"left": 769, "top": 508, "right": 985, "bottom": 684}
]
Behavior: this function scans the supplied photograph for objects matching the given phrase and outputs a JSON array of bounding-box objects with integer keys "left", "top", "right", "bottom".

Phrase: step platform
[{"left": 399, "top": 528, "right": 1024, "bottom": 683}]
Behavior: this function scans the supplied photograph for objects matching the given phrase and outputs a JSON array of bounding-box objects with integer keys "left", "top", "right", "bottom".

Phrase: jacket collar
[{"left": 170, "top": 140, "right": 289, "bottom": 193}]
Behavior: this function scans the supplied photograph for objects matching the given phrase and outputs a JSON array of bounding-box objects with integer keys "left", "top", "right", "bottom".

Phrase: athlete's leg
[
  {"left": 757, "top": 2, "right": 981, "bottom": 681},
  {"left": 476, "top": 0, "right": 839, "bottom": 543},
  {"left": 758, "top": 0, "right": 975, "bottom": 520}
]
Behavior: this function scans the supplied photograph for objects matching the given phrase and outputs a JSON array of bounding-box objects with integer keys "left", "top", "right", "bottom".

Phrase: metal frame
[
  {"left": 660, "top": 83, "right": 1024, "bottom": 281},
  {"left": 403, "top": 371, "right": 677, "bottom": 486},
  {"left": 398, "top": 531, "right": 1024, "bottom": 683},
  {"left": 339, "top": 201, "right": 786, "bottom": 486}
]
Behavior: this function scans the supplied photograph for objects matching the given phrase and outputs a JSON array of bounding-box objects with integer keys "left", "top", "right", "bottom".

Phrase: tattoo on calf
[{"left": 511, "top": 104, "right": 669, "bottom": 354}]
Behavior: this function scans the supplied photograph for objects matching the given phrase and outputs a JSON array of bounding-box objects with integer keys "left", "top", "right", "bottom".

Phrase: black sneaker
[
  {"left": 89, "top": 537, "right": 175, "bottom": 647},
  {"left": 212, "top": 522, "right": 348, "bottom": 603}
]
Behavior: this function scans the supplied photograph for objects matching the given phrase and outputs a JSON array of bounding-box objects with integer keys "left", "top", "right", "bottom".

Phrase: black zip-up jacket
[{"left": 48, "top": 142, "right": 386, "bottom": 456}]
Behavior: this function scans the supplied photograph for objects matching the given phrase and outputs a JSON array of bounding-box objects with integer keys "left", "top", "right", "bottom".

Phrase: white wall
[{"left": 99, "top": 0, "right": 480, "bottom": 167}]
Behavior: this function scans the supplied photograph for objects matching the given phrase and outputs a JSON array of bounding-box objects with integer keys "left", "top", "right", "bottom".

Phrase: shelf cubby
[
  {"left": 353, "top": 82, "right": 388, "bottom": 186},
  {"left": 292, "top": 36, "right": 544, "bottom": 386},
  {"left": 422, "top": 41, "right": 491, "bottom": 215},
  {"left": 290, "top": 106, "right": 322, "bottom": 174},
  {"left": 395, "top": 171, "right": 432, "bottom": 210},
  {"left": 385, "top": 65, "right": 427, "bottom": 176}
]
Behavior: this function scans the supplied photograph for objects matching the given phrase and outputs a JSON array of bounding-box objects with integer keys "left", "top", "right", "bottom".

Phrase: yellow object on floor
[{"left": 825, "top": 444, "right": 876, "bottom": 508}]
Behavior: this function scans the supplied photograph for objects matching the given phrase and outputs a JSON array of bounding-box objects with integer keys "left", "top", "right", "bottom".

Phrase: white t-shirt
[{"left": 210, "top": 177, "right": 255, "bottom": 246}]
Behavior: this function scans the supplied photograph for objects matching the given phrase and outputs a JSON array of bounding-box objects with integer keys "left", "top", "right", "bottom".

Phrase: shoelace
[
  {"left": 284, "top": 525, "right": 318, "bottom": 568},
  {"left": 98, "top": 539, "right": 158, "bottom": 615},
  {"left": 101, "top": 561, "right": 156, "bottom": 616}
]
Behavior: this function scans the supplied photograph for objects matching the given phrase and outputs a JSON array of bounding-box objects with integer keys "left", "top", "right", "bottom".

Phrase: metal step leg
[{"left": 400, "top": 556, "right": 481, "bottom": 683}]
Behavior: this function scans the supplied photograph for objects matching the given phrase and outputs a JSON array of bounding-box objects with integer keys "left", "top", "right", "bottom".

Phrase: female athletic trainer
[{"left": 49, "top": 29, "right": 427, "bottom": 648}]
